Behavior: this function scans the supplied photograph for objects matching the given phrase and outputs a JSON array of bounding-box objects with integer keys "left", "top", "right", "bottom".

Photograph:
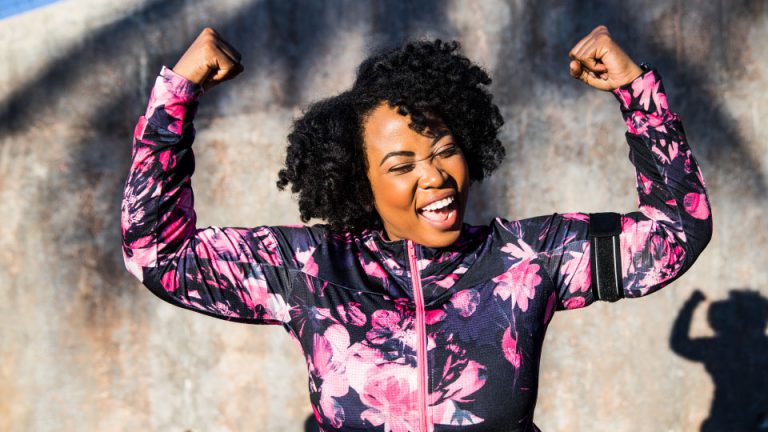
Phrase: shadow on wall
[{"left": 670, "top": 289, "right": 768, "bottom": 431}]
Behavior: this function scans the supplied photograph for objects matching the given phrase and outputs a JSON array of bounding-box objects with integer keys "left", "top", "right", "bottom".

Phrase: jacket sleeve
[
  {"left": 121, "top": 67, "right": 321, "bottom": 324},
  {"left": 517, "top": 68, "right": 713, "bottom": 311}
]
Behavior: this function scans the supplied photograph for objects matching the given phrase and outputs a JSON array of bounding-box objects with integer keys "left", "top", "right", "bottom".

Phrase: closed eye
[
  {"left": 389, "top": 163, "right": 415, "bottom": 174},
  {"left": 388, "top": 145, "right": 458, "bottom": 173},
  {"left": 436, "top": 144, "right": 459, "bottom": 158}
]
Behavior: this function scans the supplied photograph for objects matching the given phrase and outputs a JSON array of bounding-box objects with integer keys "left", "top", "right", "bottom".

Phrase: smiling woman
[
  {"left": 122, "top": 26, "right": 713, "bottom": 431},
  {"left": 275, "top": 39, "right": 505, "bottom": 241},
  {"left": 362, "top": 101, "right": 469, "bottom": 246}
]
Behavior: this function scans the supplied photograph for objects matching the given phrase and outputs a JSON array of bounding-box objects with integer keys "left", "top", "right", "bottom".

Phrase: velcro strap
[{"left": 588, "top": 212, "right": 624, "bottom": 302}]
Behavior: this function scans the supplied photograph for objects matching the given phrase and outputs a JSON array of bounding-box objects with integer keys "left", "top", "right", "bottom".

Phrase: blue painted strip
[{"left": 0, "top": 0, "right": 62, "bottom": 20}]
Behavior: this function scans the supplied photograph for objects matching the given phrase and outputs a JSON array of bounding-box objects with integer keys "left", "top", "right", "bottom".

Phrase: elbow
[
  {"left": 702, "top": 216, "right": 714, "bottom": 250},
  {"left": 684, "top": 216, "right": 713, "bottom": 269},
  {"left": 121, "top": 244, "right": 149, "bottom": 282},
  {"left": 122, "top": 244, "right": 178, "bottom": 306},
  {"left": 120, "top": 223, "right": 159, "bottom": 284},
  {"left": 685, "top": 188, "right": 714, "bottom": 262},
  {"left": 636, "top": 223, "right": 711, "bottom": 297}
]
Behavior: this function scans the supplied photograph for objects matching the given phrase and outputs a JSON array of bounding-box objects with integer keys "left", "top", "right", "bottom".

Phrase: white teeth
[{"left": 421, "top": 196, "right": 455, "bottom": 212}]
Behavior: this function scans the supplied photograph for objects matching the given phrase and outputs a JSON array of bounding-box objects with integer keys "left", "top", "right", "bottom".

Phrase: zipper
[{"left": 406, "top": 240, "right": 432, "bottom": 432}]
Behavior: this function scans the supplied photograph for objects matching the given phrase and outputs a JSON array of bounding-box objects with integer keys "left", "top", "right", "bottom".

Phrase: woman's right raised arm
[{"left": 121, "top": 29, "right": 319, "bottom": 325}]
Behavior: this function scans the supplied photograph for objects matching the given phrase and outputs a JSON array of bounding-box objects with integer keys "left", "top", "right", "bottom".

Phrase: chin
[{"left": 422, "top": 229, "right": 462, "bottom": 248}]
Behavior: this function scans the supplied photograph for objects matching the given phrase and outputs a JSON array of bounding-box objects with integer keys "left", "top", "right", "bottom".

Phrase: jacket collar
[
  {"left": 313, "top": 224, "right": 492, "bottom": 305},
  {"left": 361, "top": 225, "right": 487, "bottom": 276}
]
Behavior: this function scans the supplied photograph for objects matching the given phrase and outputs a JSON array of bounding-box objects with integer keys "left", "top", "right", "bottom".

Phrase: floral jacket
[{"left": 121, "top": 66, "right": 712, "bottom": 432}]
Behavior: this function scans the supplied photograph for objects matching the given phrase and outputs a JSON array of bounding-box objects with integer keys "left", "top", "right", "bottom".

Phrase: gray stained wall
[{"left": 1, "top": 0, "right": 766, "bottom": 431}]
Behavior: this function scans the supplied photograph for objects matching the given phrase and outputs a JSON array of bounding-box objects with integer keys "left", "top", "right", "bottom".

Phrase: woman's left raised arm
[{"left": 509, "top": 25, "right": 713, "bottom": 311}]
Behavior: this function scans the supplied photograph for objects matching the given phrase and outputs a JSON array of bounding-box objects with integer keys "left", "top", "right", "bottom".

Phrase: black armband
[{"left": 588, "top": 212, "right": 624, "bottom": 302}]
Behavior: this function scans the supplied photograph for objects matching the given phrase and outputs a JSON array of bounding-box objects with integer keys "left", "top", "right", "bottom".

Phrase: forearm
[
  {"left": 121, "top": 66, "right": 203, "bottom": 281},
  {"left": 614, "top": 69, "right": 713, "bottom": 297}
]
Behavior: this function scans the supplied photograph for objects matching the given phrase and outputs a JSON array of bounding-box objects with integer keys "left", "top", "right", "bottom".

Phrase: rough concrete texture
[{"left": 1, "top": 0, "right": 766, "bottom": 431}]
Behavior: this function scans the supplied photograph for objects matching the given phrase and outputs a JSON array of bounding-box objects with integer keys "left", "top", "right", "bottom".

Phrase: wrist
[
  {"left": 171, "top": 63, "right": 208, "bottom": 85},
  {"left": 616, "top": 63, "right": 644, "bottom": 88},
  {"left": 158, "top": 66, "right": 204, "bottom": 100}
]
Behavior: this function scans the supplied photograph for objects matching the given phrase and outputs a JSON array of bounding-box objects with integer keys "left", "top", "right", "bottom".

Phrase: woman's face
[{"left": 363, "top": 102, "right": 469, "bottom": 248}]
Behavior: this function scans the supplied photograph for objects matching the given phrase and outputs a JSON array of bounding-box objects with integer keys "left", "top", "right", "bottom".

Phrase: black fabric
[{"left": 589, "top": 212, "right": 624, "bottom": 302}]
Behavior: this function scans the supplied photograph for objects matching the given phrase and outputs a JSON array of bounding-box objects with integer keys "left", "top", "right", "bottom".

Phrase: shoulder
[
  {"left": 270, "top": 223, "right": 329, "bottom": 244},
  {"left": 270, "top": 223, "right": 371, "bottom": 258},
  {"left": 489, "top": 213, "right": 590, "bottom": 248},
  {"left": 493, "top": 213, "right": 589, "bottom": 230}
]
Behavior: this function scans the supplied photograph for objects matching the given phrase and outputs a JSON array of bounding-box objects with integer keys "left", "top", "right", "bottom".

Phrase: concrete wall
[{"left": 1, "top": 0, "right": 766, "bottom": 430}]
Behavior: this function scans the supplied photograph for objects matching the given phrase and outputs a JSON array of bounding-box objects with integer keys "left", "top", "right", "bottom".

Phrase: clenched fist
[
  {"left": 173, "top": 27, "right": 244, "bottom": 91},
  {"left": 568, "top": 25, "right": 643, "bottom": 91}
]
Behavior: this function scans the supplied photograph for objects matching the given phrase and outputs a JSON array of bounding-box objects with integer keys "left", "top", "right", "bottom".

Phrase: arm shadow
[{"left": 669, "top": 288, "right": 768, "bottom": 431}]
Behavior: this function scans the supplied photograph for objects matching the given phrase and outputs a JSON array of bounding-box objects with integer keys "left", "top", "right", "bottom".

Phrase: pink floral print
[{"left": 122, "top": 66, "right": 711, "bottom": 431}]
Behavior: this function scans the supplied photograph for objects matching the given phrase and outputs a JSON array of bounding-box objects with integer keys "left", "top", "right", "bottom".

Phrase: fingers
[
  {"left": 218, "top": 37, "right": 242, "bottom": 63},
  {"left": 569, "top": 59, "right": 605, "bottom": 78},
  {"left": 568, "top": 26, "right": 610, "bottom": 62},
  {"left": 575, "top": 68, "right": 612, "bottom": 91},
  {"left": 220, "top": 63, "right": 245, "bottom": 82},
  {"left": 569, "top": 27, "right": 610, "bottom": 72},
  {"left": 569, "top": 60, "right": 581, "bottom": 78},
  {"left": 204, "top": 26, "right": 241, "bottom": 61},
  {"left": 568, "top": 25, "right": 613, "bottom": 90},
  {"left": 207, "top": 55, "right": 243, "bottom": 89},
  {"left": 570, "top": 58, "right": 611, "bottom": 91},
  {"left": 172, "top": 27, "right": 245, "bottom": 88},
  {"left": 568, "top": 32, "right": 589, "bottom": 63},
  {"left": 201, "top": 29, "right": 244, "bottom": 89}
]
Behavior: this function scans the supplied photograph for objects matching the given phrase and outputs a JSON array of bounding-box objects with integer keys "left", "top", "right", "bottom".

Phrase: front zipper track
[{"left": 407, "top": 240, "right": 432, "bottom": 432}]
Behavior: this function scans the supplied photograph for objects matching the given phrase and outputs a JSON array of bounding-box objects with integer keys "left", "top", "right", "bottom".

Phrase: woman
[{"left": 121, "top": 25, "right": 712, "bottom": 432}]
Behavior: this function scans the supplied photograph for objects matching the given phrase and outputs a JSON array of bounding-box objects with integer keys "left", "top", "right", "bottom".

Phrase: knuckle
[
  {"left": 201, "top": 29, "right": 219, "bottom": 44},
  {"left": 202, "top": 43, "right": 218, "bottom": 59},
  {"left": 200, "top": 35, "right": 216, "bottom": 47}
]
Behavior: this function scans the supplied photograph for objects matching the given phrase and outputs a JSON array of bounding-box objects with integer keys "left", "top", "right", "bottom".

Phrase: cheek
[
  {"left": 370, "top": 173, "right": 416, "bottom": 214},
  {"left": 368, "top": 173, "right": 413, "bottom": 218},
  {"left": 446, "top": 155, "right": 470, "bottom": 187}
]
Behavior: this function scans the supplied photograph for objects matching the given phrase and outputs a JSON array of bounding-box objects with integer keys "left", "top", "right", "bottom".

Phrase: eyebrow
[{"left": 378, "top": 131, "right": 450, "bottom": 167}]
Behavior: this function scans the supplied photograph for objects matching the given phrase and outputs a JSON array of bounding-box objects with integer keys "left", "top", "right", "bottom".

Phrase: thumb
[
  {"left": 209, "top": 56, "right": 237, "bottom": 82},
  {"left": 204, "top": 56, "right": 242, "bottom": 90},
  {"left": 577, "top": 64, "right": 612, "bottom": 91},
  {"left": 569, "top": 60, "right": 582, "bottom": 78}
]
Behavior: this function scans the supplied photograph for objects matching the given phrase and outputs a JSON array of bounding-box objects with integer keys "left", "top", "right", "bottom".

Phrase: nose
[{"left": 417, "top": 158, "right": 447, "bottom": 189}]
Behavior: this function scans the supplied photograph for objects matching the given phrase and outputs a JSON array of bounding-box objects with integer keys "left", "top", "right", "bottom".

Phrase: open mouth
[{"left": 417, "top": 195, "right": 458, "bottom": 228}]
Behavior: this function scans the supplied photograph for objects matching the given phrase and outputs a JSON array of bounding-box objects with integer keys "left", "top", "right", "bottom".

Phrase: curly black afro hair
[{"left": 276, "top": 39, "right": 505, "bottom": 232}]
